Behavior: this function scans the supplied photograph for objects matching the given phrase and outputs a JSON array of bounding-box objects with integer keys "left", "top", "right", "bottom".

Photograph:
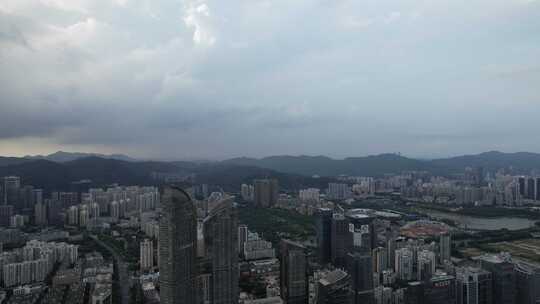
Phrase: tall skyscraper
[
  {"left": 346, "top": 212, "right": 377, "bottom": 252},
  {"left": 439, "top": 233, "right": 451, "bottom": 264},
  {"left": 456, "top": 267, "right": 492, "bottom": 304},
  {"left": 3, "top": 176, "right": 20, "bottom": 206},
  {"left": 315, "top": 208, "right": 333, "bottom": 265},
  {"left": 280, "top": 239, "right": 308, "bottom": 304},
  {"left": 331, "top": 213, "right": 351, "bottom": 268},
  {"left": 346, "top": 243, "right": 374, "bottom": 304},
  {"left": 479, "top": 254, "right": 515, "bottom": 304},
  {"left": 140, "top": 239, "right": 154, "bottom": 271},
  {"left": 203, "top": 195, "right": 239, "bottom": 304},
  {"left": 514, "top": 262, "right": 540, "bottom": 304},
  {"left": 254, "top": 179, "right": 279, "bottom": 207},
  {"left": 159, "top": 186, "right": 198, "bottom": 304}
]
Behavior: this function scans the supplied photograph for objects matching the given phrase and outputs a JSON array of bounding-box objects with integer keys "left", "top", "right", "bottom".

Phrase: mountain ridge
[{"left": 23, "top": 151, "right": 138, "bottom": 163}]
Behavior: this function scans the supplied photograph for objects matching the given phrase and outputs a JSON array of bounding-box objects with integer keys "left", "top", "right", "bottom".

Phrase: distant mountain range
[
  {"left": 222, "top": 151, "right": 540, "bottom": 176},
  {"left": 0, "top": 156, "right": 330, "bottom": 193},
  {"left": 23, "top": 151, "right": 137, "bottom": 163},
  {"left": 2, "top": 151, "right": 540, "bottom": 192}
]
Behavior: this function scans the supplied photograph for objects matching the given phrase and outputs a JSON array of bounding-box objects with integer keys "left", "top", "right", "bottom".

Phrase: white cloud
[{"left": 183, "top": 2, "right": 216, "bottom": 46}]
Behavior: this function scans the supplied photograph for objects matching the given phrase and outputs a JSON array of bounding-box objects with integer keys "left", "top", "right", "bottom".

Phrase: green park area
[{"left": 237, "top": 206, "right": 315, "bottom": 245}]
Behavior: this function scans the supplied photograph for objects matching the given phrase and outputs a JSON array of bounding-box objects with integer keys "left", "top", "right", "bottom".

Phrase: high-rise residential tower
[
  {"left": 254, "top": 179, "right": 279, "bottom": 207},
  {"left": 159, "top": 186, "right": 198, "bottom": 304},
  {"left": 3, "top": 176, "right": 20, "bottom": 206},
  {"left": 439, "top": 233, "right": 451, "bottom": 264},
  {"left": 238, "top": 224, "right": 248, "bottom": 254},
  {"left": 140, "top": 239, "right": 154, "bottom": 271}
]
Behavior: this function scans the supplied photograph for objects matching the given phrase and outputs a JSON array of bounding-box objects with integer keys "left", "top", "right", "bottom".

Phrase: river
[{"left": 418, "top": 209, "right": 537, "bottom": 231}]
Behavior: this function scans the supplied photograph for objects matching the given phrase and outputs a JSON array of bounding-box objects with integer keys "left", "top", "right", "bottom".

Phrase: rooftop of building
[{"left": 319, "top": 269, "right": 348, "bottom": 286}]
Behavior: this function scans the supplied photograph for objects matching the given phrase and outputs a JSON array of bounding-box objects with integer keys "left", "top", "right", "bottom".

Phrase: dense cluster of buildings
[
  {"left": 2, "top": 168, "right": 540, "bottom": 304},
  {"left": 0, "top": 176, "right": 159, "bottom": 229},
  {"left": 0, "top": 240, "right": 78, "bottom": 287}
]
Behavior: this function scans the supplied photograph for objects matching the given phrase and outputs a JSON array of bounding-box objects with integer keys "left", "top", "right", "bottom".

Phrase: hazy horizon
[
  {"left": 3, "top": 148, "right": 540, "bottom": 162},
  {"left": 1, "top": 0, "right": 539, "bottom": 159}
]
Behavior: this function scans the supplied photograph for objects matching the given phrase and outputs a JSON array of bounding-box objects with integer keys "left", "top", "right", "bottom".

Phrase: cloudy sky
[{"left": 1, "top": 0, "right": 539, "bottom": 160}]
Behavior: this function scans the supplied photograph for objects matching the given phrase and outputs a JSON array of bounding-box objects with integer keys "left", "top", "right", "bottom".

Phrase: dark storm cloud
[{"left": 0, "top": 0, "right": 540, "bottom": 158}]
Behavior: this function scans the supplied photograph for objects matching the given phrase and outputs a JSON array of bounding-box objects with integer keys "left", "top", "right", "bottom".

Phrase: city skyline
[{"left": 1, "top": 0, "right": 540, "bottom": 159}]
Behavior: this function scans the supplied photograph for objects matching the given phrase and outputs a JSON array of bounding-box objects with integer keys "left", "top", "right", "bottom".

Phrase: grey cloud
[{"left": 0, "top": 0, "right": 540, "bottom": 158}]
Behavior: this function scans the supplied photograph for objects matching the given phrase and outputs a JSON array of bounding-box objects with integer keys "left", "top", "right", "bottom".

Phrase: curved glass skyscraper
[{"left": 159, "top": 186, "right": 198, "bottom": 304}]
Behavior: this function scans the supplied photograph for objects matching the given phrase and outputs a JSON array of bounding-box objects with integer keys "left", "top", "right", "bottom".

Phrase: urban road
[{"left": 90, "top": 234, "right": 130, "bottom": 304}]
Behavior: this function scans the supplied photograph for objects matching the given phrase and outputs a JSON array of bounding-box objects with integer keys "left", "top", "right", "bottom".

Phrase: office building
[
  {"left": 456, "top": 267, "right": 492, "bottom": 304},
  {"left": 159, "top": 186, "right": 198, "bottom": 304},
  {"left": 203, "top": 195, "right": 239, "bottom": 304},
  {"left": 346, "top": 249, "right": 374, "bottom": 304},
  {"left": 346, "top": 228, "right": 374, "bottom": 304},
  {"left": 514, "top": 262, "right": 540, "bottom": 304},
  {"left": 424, "top": 273, "right": 456, "bottom": 304},
  {"left": 479, "top": 254, "right": 515, "bottom": 304},
  {"left": 316, "top": 269, "right": 350, "bottom": 304},
  {"left": 254, "top": 179, "right": 279, "bottom": 208},
  {"left": 315, "top": 208, "right": 333, "bottom": 265},
  {"left": 140, "top": 239, "right": 154, "bottom": 271},
  {"left": 280, "top": 239, "right": 308, "bottom": 304},
  {"left": 346, "top": 212, "right": 376, "bottom": 252},
  {"left": 331, "top": 213, "right": 351, "bottom": 268}
]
